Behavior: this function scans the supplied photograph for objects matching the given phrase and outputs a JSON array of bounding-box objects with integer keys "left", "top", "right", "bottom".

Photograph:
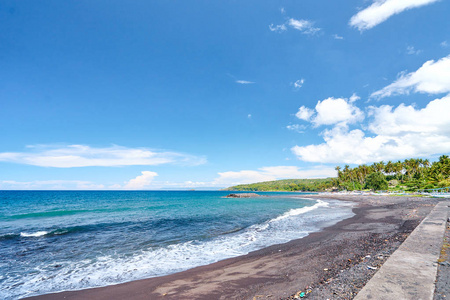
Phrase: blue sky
[{"left": 1, "top": 0, "right": 450, "bottom": 190}]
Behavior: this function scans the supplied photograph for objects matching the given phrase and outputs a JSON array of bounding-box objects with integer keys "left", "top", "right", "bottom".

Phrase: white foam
[
  {"left": 20, "top": 231, "right": 48, "bottom": 237},
  {"left": 270, "top": 199, "right": 329, "bottom": 222}
]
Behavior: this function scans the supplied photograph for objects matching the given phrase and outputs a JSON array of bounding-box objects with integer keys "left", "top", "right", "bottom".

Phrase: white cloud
[
  {"left": 115, "top": 166, "right": 336, "bottom": 189},
  {"left": 295, "top": 106, "right": 315, "bottom": 121},
  {"left": 350, "top": 0, "right": 440, "bottom": 31},
  {"left": 247, "top": 114, "right": 252, "bottom": 119},
  {"left": 288, "top": 18, "right": 321, "bottom": 35},
  {"left": 120, "top": 166, "right": 337, "bottom": 189},
  {"left": 441, "top": 41, "right": 449, "bottom": 48},
  {"left": 371, "top": 55, "right": 450, "bottom": 99},
  {"left": 270, "top": 18, "right": 320, "bottom": 35},
  {"left": 269, "top": 24, "right": 287, "bottom": 33},
  {"left": 293, "top": 56, "right": 450, "bottom": 163},
  {"left": 123, "top": 171, "right": 158, "bottom": 190},
  {"left": 333, "top": 34, "right": 344, "bottom": 40},
  {"left": 314, "top": 97, "right": 363, "bottom": 126},
  {"left": 0, "top": 180, "right": 105, "bottom": 190},
  {"left": 296, "top": 97, "right": 364, "bottom": 126},
  {"left": 406, "top": 46, "right": 422, "bottom": 55},
  {"left": 292, "top": 125, "right": 376, "bottom": 164},
  {"left": 287, "top": 124, "right": 307, "bottom": 133},
  {"left": 212, "top": 166, "right": 336, "bottom": 186},
  {"left": 292, "top": 94, "right": 450, "bottom": 164},
  {"left": 294, "top": 79, "right": 305, "bottom": 89},
  {"left": 349, "top": 93, "right": 361, "bottom": 103},
  {"left": 368, "top": 95, "right": 450, "bottom": 136},
  {"left": 236, "top": 80, "right": 255, "bottom": 84},
  {"left": 0, "top": 144, "right": 206, "bottom": 168},
  {"left": 0, "top": 165, "right": 337, "bottom": 190},
  {"left": 280, "top": 7, "right": 286, "bottom": 14}
]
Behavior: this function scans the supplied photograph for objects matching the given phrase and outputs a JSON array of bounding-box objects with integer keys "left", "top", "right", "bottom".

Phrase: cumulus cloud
[
  {"left": 236, "top": 80, "right": 255, "bottom": 84},
  {"left": 123, "top": 171, "right": 158, "bottom": 190},
  {"left": 333, "top": 34, "right": 344, "bottom": 40},
  {"left": 296, "top": 97, "right": 364, "bottom": 127},
  {"left": 292, "top": 94, "right": 450, "bottom": 164},
  {"left": 314, "top": 98, "right": 364, "bottom": 126},
  {"left": 368, "top": 95, "right": 450, "bottom": 136},
  {"left": 295, "top": 106, "right": 315, "bottom": 121},
  {"left": 288, "top": 18, "right": 321, "bottom": 35},
  {"left": 350, "top": 0, "right": 440, "bottom": 31},
  {"left": 0, "top": 144, "right": 206, "bottom": 168},
  {"left": 293, "top": 55, "right": 450, "bottom": 164},
  {"left": 371, "top": 55, "right": 450, "bottom": 99},
  {"left": 212, "top": 166, "right": 336, "bottom": 186}
]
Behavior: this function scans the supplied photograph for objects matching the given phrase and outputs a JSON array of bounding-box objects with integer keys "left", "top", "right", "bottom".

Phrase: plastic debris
[
  {"left": 367, "top": 266, "right": 377, "bottom": 270},
  {"left": 294, "top": 291, "right": 305, "bottom": 299}
]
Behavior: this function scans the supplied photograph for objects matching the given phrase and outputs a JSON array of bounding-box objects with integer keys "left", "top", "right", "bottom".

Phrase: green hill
[{"left": 223, "top": 178, "right": 336, "bottom": 192}]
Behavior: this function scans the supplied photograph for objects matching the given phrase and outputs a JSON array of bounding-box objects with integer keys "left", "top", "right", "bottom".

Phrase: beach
[{"left": 25, "top": 194, "right": 440, "bottom": 300}]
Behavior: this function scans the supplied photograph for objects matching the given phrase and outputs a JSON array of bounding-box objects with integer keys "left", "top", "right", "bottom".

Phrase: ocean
[{"left": 0, "top": 191, "right": 354, "bottom": 299}]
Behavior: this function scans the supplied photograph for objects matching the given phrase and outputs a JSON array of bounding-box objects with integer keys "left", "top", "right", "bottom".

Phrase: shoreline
[{"left": 25, "top": 194, "right": 439, "bottom": 300}]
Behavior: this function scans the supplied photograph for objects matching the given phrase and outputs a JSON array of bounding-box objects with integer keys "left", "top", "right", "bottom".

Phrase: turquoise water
[{"left": 0, "top": 191, "right": 354, "bottom": 299}]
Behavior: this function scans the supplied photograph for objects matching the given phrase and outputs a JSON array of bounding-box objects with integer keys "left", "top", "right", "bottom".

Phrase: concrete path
[{"left": 354, "top": 200, "right": 450, "bottom": 300}]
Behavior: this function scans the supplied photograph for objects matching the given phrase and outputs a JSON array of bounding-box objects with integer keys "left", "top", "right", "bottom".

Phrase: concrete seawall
[{"left": 355, "top": 200, "right": 450, "bottom": 300}]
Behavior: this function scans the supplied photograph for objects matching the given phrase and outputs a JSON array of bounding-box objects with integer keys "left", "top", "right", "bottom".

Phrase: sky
[{"left": 1, "top": 0, "right": 450, "bottom": 190}]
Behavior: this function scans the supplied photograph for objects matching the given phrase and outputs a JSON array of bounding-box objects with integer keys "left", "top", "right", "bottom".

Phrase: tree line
[
  {"left": 335, "top": 155, "right": 450, "bottom": 191},
  {"left": 225, "top": 155, "right": 450, "bottom": 192}
]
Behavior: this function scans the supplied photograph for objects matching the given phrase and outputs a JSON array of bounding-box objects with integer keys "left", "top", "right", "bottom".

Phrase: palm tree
[
  {"left": 393, "top": 161, "right": 404, "bottom": 181},
  {"left": 385, "top": 161, "right": 394, "bottom": 175},
  {"left": 372, "top": 161, "right": 385, "bottom": 173},
  {"left": 335, "top": 166, "right": 342, "bottom": 180}
]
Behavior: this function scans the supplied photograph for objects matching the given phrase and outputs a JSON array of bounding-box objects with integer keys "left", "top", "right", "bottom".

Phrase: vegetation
[
  {"left": 335, "top": 155, "right": 450, "bottom": 192},
  {"left": 364, "top": 172, "right": 388, "bottom": 191},
  {"left": 225, "top": 155, "right": 450, "bottom": 193},
  {"left": 224, "top": 178, "right": 335, "bottom": 192}
]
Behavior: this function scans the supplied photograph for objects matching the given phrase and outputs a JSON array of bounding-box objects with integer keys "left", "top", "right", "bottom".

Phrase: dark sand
[{"left": 25, "top": 194, "right": 439, "bottom": 300}]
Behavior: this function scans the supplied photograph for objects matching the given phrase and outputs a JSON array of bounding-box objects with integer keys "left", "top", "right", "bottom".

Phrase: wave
[
  {"left": 20, "top": 231, "right": 49, "bottom": 237},
  {"left": 0, "top": 215, "right": 222, "bottom": 242},
  {"left": 270, "top": 199, "right": 329, "bottom": 222},
  {"left": 1, "top": 225, "right": 95, "bottom": 241},
  {"left": 5, "top": 207, "right": 133, "bottom": 220}
]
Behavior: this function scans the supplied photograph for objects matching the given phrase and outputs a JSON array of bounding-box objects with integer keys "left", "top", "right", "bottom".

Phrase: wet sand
[{"left": 26, "top": 194, "right": 439, "bottom": 300}]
